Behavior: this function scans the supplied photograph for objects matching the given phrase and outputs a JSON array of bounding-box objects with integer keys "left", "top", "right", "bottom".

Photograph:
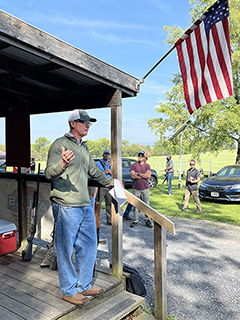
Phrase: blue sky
[{"left": 0, "top": 0, "right": 192, "bottom": 146}]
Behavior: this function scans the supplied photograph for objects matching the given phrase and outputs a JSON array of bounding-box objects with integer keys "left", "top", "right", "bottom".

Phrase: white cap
[{"left": 68, "top": 109, "right": 97, "bottom": 122}]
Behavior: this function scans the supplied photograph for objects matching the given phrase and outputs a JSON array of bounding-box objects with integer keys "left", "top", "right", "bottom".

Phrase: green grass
[
  {"left": 122, "top": 150, "right": 240, "bottom": 226},
  {"left": 147, "top": 176, "right": 240, "bottom": 226},
  {"left": 147, "top": 149, "right": 236, "bottom": 174},
  {"left": 122, "top": 177, "right": 240, "bottom": 226}
]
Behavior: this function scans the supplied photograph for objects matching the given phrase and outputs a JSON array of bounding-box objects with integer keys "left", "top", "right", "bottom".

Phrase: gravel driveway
[{"left": 97, "top": 214, "right": 240, "bottom": 320}]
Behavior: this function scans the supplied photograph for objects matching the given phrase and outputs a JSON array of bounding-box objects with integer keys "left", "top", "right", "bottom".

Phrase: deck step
[
  {"left": 1, "top": 245, "right": 147, "bottom": 320},
  {"left": 74, "top": 290, "right": 145, "bottom": 320},
  {"left": 135, "top": 311, "right": 155, "bottom": 319}
]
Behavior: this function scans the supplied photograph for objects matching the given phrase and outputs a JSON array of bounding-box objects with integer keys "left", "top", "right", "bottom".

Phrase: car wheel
[{"left": 149, "top": 176, "right": 157, "bottom": 188}]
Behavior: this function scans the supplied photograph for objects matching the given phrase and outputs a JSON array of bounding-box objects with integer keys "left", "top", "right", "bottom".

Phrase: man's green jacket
[{"left": 45, "top": 133, "right": 114, "bottom": 207}]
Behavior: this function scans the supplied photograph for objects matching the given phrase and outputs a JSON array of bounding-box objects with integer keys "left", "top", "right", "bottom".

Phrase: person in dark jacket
[{"left": 30, "top": 158, "right": 35, "bottom": 173}]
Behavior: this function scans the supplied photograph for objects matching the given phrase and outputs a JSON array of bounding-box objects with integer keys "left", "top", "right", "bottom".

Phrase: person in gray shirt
[{"left": 182, "top": 160, "right": 202, "bottom": 213}]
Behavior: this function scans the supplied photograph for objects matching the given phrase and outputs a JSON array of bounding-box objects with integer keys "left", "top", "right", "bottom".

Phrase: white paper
[{"left": 109, "top": 179, "right": 127, "bottom": 207}]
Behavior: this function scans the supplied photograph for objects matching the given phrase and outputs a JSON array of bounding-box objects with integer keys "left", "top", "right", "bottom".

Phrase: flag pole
[{"left": 137, "top": 44, "right": 176, "bottom": 88}]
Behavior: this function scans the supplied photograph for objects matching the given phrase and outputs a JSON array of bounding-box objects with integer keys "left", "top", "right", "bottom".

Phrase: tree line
[
  {"left": 0, "top": 135, "right": 234, "bottom": 163},
  {"left": 1, "top": 138, "right": 174, "bottom": 162}
]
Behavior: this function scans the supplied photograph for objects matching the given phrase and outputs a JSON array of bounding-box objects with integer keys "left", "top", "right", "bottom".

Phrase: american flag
[{"left": 175, "top": 0, "right": 233, "bottom": 114}]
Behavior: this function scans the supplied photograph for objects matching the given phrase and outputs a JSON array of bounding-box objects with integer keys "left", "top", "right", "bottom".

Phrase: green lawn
[
  {"left": 145, "top": 150, "right": 240, "bottom": 226},
  {"left": 147, "top": 176, "right": 240, "bottom": 226},
  {"left": 147, "top": 149, "right": 236, "bottom": 175}
]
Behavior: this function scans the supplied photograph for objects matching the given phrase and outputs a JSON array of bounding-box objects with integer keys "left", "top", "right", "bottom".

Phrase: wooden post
[
  {"left": 17, "top": 168, "right": 28, "bottom": 248},
  {"left": 154, "top": 222, "right": 167, "bottom": 320},
  {"left": 111, "top": 89, "right": 123, "bottom": 278}
]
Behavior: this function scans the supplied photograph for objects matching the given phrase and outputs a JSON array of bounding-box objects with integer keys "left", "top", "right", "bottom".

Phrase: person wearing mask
[
  {"left": 182, "top": 160, "right": 202, "bottom": 213},
  {"left": 165, "top": 155, "right": 174, "bottom": 195}
]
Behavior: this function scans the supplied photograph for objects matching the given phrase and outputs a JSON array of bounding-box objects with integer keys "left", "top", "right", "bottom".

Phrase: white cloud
[
  {"left": 89, "top": 31, "right": 158, "bottom": 46},
  {"left": 26, "top": 12, "right": 149, "bottom": 30},
  {"left": 149, "top": 0, "right": 171, "bottom": 14},
  {"left": 140, "top": 81, "right": 170, "bottom": 95}
]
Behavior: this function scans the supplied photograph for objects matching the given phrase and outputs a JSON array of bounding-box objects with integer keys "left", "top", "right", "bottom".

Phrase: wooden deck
[{"left": 0, "top": 246, "right": 144, "bottom": 320}]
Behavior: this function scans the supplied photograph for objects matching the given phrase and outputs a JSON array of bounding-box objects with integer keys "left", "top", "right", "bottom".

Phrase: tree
[
  {"left": 0, "top": 144, "right": 5, "bottom": 152},
  {"left": 86, "top": 137, "right": 110, "bottom": 158},
  {"left": 148, "top": 0, "right": 240, "bottom": 163},
  {"left": 32, "top": 137, "right": 51, "bottom": 161}
]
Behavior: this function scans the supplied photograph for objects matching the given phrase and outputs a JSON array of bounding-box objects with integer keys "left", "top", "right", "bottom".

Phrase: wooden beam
[
  {"left": 154, "top": 223, "right": 167, "bottom": 320},
  {"left": 123, "top": 189, "right": 175, "bottom": 235},
  {"left": 111, "top": 89, "right": 123, "bottom": 278},
  {"left": 6, "top": 102, "right": 30, "bottom": 167},
  {"left": 17, "top": 168, "right": 28, "bottom": 248}
]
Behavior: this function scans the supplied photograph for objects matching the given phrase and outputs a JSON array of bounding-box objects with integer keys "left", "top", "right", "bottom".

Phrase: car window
[
  {"left": 232, "top": 169, "right": 240, "bottom": 176},
  {"left": 122, "top": 160, "right": 130, "bottom": 170},
  {"left": 218, "top": 167, "right": 240, "bottom": 177},
  {"left": 218, "top": 168, "right": 228, "bottom": 176},
  {"left": 229, "top": 168, "right": 237, "bottom": 176},
  {"left": 130, "top": 160, "right": 137, "bottom": 166}
]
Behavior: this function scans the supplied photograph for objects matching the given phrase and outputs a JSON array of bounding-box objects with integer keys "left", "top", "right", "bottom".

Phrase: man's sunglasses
[
  {"left": 138, "top": 154, "right": 144, "bottom": 157},
  {"left": 74, "top": 120, "right": 92, "bottom": 127}
]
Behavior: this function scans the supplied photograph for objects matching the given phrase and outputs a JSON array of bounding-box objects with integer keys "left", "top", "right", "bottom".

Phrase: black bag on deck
[{"left": 123, "top": 264, "right": 146, "bottom": 297}]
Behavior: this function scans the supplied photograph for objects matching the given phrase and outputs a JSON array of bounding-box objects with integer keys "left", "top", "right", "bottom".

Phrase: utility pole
[{"left": 169, "top": 120, "right": 191, "bottom": 188}]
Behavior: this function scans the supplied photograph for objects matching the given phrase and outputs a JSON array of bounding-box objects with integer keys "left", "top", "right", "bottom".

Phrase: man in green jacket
[{"left": 45, "top": 109, "right": 114, "bottom": 306}]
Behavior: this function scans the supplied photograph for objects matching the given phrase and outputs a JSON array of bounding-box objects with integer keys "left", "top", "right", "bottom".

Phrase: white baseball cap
[{"left": 68, "top": 109, "right": 97, "bottom": 122}]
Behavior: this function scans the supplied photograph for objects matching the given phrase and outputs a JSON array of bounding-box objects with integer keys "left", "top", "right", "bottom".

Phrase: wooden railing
[{"left": 111, "top": 188, "right": 175, "bottom": 320}]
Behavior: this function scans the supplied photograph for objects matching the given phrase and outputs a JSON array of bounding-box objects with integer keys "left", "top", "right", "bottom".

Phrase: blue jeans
[
  {"left": 123, "top": 203, "right": 133, "bottom": 217},
  {"left": 166, "top": 172, "right": 174, "bottom": 195},
  {"left": 52, "top": 202, "right": 97, "bottom": 296}
]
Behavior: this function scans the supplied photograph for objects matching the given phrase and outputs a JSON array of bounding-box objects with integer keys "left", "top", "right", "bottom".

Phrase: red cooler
[{"left": 0, "top": 219, "right": 17, "bottom": 256}]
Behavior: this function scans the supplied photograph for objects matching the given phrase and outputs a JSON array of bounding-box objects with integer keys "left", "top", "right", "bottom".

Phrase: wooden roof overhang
[{"left": 0, "top": 10, "right": 139, "bottom": 117}]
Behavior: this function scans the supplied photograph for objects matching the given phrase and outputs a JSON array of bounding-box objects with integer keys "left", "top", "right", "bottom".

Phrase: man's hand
[
  {"left": 104, "top": 168, "right": 111, "bottom": 175},
  {"left": 61, "top": 146, "right": 75, "bottom": 169}
]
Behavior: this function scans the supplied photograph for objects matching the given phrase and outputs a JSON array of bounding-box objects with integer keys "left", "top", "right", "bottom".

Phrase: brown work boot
[
  {"left": 62, "top": 293, "right": 90, "bottom": 305},
  {"left": 123, "top": 216, "right": 132, "bottom": 221},
  {"left": 81, "top": 286, "right": 104, "bottom": 296}
]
